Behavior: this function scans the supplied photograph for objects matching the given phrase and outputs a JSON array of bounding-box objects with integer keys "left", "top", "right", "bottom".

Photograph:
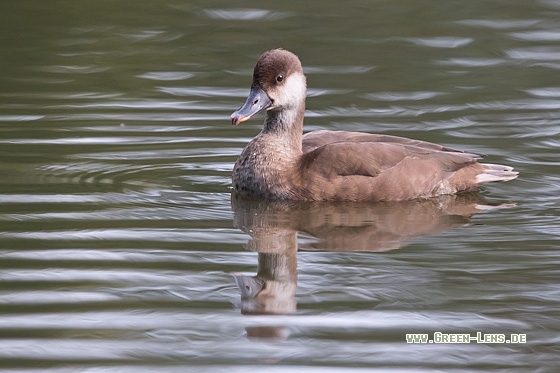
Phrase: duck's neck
[{"left": 261, "top": 103, "right": 305, "bottom": 154}]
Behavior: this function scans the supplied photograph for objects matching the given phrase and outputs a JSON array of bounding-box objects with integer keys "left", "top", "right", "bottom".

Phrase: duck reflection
[{"left": 231, "top": 193, "right": 512, "bottom": 335}]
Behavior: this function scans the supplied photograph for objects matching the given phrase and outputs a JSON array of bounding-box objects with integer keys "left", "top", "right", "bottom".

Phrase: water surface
[{"left": 0, "top": 0, "right": 559, "bottom": 371}]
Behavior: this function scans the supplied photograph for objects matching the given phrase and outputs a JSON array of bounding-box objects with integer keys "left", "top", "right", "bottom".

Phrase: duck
[{"left": 230, "top": 48, "right": 517, "bottom": 202}]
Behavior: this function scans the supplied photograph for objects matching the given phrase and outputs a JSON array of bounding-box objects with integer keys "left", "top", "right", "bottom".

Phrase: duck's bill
[{"left": 230, "top": 87, "right": 272, "bottom": 125}]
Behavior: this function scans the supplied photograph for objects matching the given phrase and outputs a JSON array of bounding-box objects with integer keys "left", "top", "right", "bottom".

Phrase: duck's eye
[{"left": 276, "top": 74, "right": 284, "bottom": 83}]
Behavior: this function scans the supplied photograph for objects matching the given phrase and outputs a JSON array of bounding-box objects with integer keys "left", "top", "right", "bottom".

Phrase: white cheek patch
[{"left": 274, "top": 72, "right": 307, "bottom": 109}]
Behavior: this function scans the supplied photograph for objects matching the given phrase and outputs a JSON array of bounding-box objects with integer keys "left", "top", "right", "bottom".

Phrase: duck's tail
[{"left": 476, "top": 163, "right": 519, "bottom": 184}]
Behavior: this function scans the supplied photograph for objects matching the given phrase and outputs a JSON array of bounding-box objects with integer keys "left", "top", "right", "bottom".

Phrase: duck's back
[{"left": 302, "top": 130, "right": 470, "bottom": 155}]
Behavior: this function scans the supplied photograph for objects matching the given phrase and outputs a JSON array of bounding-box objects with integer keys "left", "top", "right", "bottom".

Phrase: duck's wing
[
  {"left": 298, "top": 133, "right": 500, "bottom": 201},
  {"left": 302, "top": 130, "right": 476, "bottom": 155},
  {"left": 301, "top": 140, "right": 478, "bottom": 178}
]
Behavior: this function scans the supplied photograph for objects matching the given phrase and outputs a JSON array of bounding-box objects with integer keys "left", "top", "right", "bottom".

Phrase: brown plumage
[{"left": 230, "top": 49, "right": 517, "bottom": 202}]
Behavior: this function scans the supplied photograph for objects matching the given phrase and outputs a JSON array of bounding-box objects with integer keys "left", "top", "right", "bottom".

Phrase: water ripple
[
  {"left": 0, "top": 228, "right": 244, "bottom": 243},
  {"left": 158, "top": 86, "right": 248, "bottom": 97},
  {"left": 525, "top": 87, "right": 560, "bottom": 97},
  {"left": 0, "top": 191, "right": 231, "bottom": 206},
  {"left": 74, "top": 148, "right": 240, "bottom": 160},
  {"left": 0, "top": 291, "right": 119, "bottom": 304},
  {"left": 2, "top": 204, "right": 232, "bottom": 222},
  {"left": 307, "top": 104, "right": 466, "bottom": 119},
  {"left": 38, "top": 65, "right": 111, "bottom": 74},
  {"left": 76, "top": 124, "right": 212, "bottom": 133},
  {"left": 506, "top": 46, "right": 560, "bottom": 61},
  {"left": 201, "top": 8, "right": 292, "bottom": 21},
  {"left": 304, "top": 66, "right": 375, "bottom": 74},
  {"left": 405, "top": 37, "right": 473, "bottom": 48},
  {"left": 137, "top": 72, "right": 196, "bottom": 81},
  {"left": 47, "top": 99, "right": 232, "bottom": 110},
  {"left": 0, "top": 115, "right": 44, "bottom": 121},
  {"left": 455, "top": 19, "right": 541, "bottom": 29},
  {"left": 0, "top": 249, "right": 253, "bottom": 265},
  {"left": 117, "top": 30, "right": 183, "bottom": 43},
  {"left": 364, "top": 91, "right": 446, "bottom": 101},
  {"left": 436, "top": 58, "right": 506, "bottom": 67},
  {"left": 308, "top": 97, "right": 560, "bottom": 120},
  {"left": 509, "top": 30, "right": 560, "bottom": 41},
  {"left": 0, "top": 92, "right": 123, "bottom": 100},
  {"left": 1, "top": 136, "right": 244, "bottom": 145},
  {"left": 0, "top": 194, "right": 105, "bottom": 203},
  {"left": 47, "top": 113, "right": 225, "bottom": 122}
]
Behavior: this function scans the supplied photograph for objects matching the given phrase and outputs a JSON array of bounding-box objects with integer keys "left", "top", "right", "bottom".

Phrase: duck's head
[{"left": 231, "top": 49, "right": 307, "bottom": 126}]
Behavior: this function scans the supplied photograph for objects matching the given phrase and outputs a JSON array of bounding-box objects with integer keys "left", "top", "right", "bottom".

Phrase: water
[{"left": 1, "top": 0, "right": 559, "bottom": 371}]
